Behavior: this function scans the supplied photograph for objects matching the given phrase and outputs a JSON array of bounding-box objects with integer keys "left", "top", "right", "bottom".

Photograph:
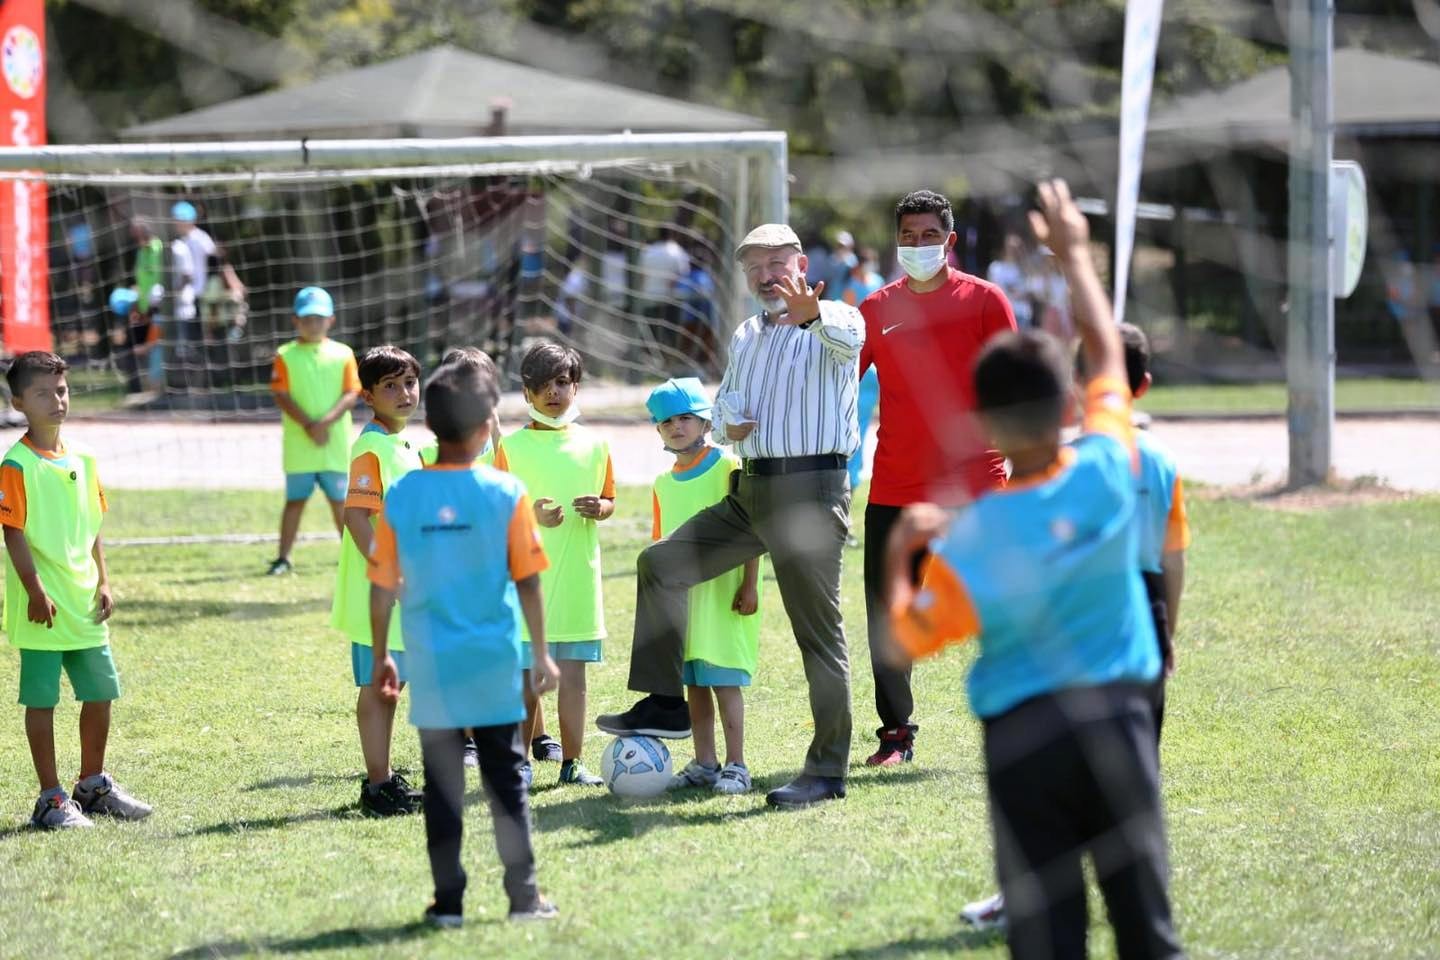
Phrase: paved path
[{"left": 7, "top": 416, "right": 1437, "bottom": 492}]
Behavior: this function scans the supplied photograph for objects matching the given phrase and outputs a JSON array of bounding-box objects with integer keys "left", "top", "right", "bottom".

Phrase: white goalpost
[{"left": 0, "top": 132, "right": 788, "bottom": 415}]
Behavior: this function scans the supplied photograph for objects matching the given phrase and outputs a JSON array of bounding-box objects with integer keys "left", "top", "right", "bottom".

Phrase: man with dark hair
[
  {"left": 598, "top": 223, "right": 865, "bottom": 809},
  {"left": 855, "top": 188, "right": 1018, "bottom": 766}
]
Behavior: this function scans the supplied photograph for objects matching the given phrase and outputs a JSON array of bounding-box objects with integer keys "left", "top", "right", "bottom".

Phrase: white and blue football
[{"left": 600, "top": 736, "right": 673, "bottom": 798}]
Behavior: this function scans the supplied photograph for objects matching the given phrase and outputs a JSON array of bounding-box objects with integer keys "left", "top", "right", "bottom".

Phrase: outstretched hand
[
  {"left": 768, "top": 274, "right": 823, "bottom": 326},
  {"left": 1027, "top": 178, "right": 1090, "bottom": 265}
]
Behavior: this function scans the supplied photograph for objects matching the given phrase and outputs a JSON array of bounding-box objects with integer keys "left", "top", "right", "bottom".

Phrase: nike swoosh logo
[{"left": 882, "top": 322, "right": 905, "bottom": 335}]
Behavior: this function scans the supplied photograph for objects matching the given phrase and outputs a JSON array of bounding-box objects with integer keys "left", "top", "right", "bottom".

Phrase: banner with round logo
[{"left": 0, "top": 0, "right": 48, "bottom": 353}]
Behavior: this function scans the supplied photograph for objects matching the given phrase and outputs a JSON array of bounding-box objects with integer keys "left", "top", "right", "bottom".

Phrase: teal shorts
[
  {"left": 351, "top": 642, "right": 408, "bottom": 688},
  {"left": 683, "top": 659, "right": 751, "bottom": 688},
  {"left": 550, "top": 640, "right": 602, "bottom": 663},
  {"left": 286, "top": 471, "right": 347, "bottom": 503},
  {"left": 18, "top": 646, "right": 122, "bottom": 708}
]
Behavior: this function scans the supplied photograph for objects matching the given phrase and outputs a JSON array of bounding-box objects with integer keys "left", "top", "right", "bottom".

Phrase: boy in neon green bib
[
  {"left": 331, "top": 345, "right": 424, "bottom": 816},
  {"left": 267, "top": 286, "right": 361, "bottom": 576},
  {"left": 2, "top": 352, "right": 152, "bottom": 829},
  {"left": 494, "top": 341, "right": 614, "bottom": 787},
  {"left": 646, "top": 379, "right": 762, "bottom": 795}
]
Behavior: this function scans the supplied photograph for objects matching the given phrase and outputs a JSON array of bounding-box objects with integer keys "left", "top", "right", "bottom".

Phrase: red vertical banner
[{"left": 0, "top": 0, "right": 47, "bottom": 353}]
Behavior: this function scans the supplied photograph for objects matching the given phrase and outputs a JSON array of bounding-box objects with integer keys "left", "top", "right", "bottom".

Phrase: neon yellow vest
[
  {"left": 419, "top": 436, "right": 496, "bottom": 468},
  {"left": 277, "top": 338, "right": 356, "bottom": 474},
  {"left": 501, "top": 424, "right": 609, "bottom": 643},
  {"left": 331, "top": 425, "right": 422, "bottom": 647},
  {"left": 653, "top": 449, "right": 760, "bottom": 673},
  {"left": 3, "top": 441, "right": 107, "bottom": 651}
]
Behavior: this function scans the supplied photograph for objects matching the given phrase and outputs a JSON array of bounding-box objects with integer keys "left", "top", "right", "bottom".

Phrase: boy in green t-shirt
[
  {"left": 494, "top": 341, "right": 614, "bottom": 787},
  {"left": 331, "top": 345, "right": 424, "bottom": 816},
  {"left": 266, "top": 286, "right": 361, "bottom": 576},
  {"left": 2, "top": 352, "right": 152, "bottom": 829},
  {"left": 646, "top": 379, "right": 762, "bottom": 795}
]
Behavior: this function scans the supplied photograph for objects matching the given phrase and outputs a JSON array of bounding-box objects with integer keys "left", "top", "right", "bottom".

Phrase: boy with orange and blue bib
[
  {"left": 369, "top": 358, "right": 560, "bottom": 927},
  {"left": 885, "top": 180, "right": 1183, "bottom": 960}
]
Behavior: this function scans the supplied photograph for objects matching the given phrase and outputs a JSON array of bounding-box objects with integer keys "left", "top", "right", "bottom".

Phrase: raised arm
[{"left": 1027, "top": 179, "right": 1123, "bottom": 387}]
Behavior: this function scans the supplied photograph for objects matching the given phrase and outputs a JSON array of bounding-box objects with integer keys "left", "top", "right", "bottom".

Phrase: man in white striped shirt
[{"left": 599, "top": 224, "right": 864, "bottom": 809}]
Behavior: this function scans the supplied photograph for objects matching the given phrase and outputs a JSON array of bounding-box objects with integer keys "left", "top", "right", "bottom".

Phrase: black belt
[{"left": 742, "top": 454, "right": 846, "bottom": 476}]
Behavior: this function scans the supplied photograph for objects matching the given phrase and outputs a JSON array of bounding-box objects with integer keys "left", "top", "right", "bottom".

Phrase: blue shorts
[
  {"left": 550, "top": 640, "right": 602, "bottom": 663},
  {"left": 286, "top": 471, "right": 347, "bottom": 503},
  {"left": 351, "top": 642, "right": 408, "bottom": 688},
  {"left": 683, "top": 659, "right": 751, "bottom": 688}
]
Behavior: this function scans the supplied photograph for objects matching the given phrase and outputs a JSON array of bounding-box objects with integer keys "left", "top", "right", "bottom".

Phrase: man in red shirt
[{"left": 857, "top": 189, "right": 1018, "bottom": 766}]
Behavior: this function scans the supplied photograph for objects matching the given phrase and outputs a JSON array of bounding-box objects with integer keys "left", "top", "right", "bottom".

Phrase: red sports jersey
[{"left": 858, "top": 269, "right": 1017, "bottom": 506}]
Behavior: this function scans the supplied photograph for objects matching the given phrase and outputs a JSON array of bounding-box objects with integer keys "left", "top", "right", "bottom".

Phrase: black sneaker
[
  {"left": 595, "top": 696, "right": 692, "bottom": 739},
  {"left": 531, "top": 734, "right": 563, "bottom": 762},
  {"left": 391, "top": 772, "right": 424, "bottom": 804},
  {"left": 266, "top": 557, "right": 292, "bottom": 576},
  {"left": 360, "top": 775, "right": 421, "bottom": 817}
]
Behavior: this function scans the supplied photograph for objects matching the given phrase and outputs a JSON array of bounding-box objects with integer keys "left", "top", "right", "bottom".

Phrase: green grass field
[
  {"left": 1142, "top": 377, "right": 1440, "bottom": 416},
  {"left": 0, "top": 487, "right": 1437, "bottom": 958}
]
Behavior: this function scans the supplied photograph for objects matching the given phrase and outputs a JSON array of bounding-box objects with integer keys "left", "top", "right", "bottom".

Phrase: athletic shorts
[
  {"left": 683, "top": 659, "right": 751, "bottom": 688},
  {"left": 18, "top": 646, "right": 121, "bottom": 708},
  {"left": 351, "top": 642, "right": 408, "bottom": 688},
  {"left": 550, "top": 640, "right": 602, "bottom": 663},
  {"left": 286, "top": 471, "right": 347, "bottom": 503}
]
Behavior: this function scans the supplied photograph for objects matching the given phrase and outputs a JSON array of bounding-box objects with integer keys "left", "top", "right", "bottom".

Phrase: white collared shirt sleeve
[{"left": 809, "top": 300, "right": 865, "bottom": 363}]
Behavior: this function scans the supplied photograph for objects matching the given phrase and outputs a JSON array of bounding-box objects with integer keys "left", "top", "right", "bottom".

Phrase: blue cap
[
  {"left": 294, "top": 286, "right": 334, "bottom": 318},
  {"left": 171, "top": 200, "right": 198, "bottom": 223},
  {"left": 646, "top": 378, "right": 712, "bottom": 424},
  {"left": 108, "top": 287, "right": 138, "bottom": 317}
]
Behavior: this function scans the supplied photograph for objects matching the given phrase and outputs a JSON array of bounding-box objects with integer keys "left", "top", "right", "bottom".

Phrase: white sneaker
[
  {"left": 73, "top": 773, "right": 153, "bottom": 821},
  {"left": 713, "top": 763, "right": 752, "bottom": 795},
  {"left": 31, "top": 791, "right": 93, "bottom": 829},
  {"left": 667, "top": 760, "right": 720, "bottom": 790},
  {"left": 960, "top": 892, "right": 1007, "bottom": 932}
]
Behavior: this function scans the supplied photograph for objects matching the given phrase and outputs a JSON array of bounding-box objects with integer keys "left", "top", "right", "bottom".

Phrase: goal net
[{"left": 0, "top": 134, "right": 786, "bottom": 417}]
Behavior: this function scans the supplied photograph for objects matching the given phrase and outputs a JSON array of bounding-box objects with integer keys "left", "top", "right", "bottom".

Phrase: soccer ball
[{"left": 600, "top": 736, "right": 672, "bottom": 798}]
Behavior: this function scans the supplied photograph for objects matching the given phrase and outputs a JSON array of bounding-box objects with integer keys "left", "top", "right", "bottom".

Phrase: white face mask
[
  {"left": 527, "top": 402, "right": 581, "bottom": 429},
  {"left": 896, "top": 244, "right": 948, "bottom": 282}
]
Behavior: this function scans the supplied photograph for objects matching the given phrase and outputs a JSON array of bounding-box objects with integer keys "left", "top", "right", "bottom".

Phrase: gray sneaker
[
  {"left": 508, "top": 898, "right": 559, "bottom": 922},
  {"left": 667, "top": 760, "right": 720, "bottom": 790},
  {"left": 713, "top": 762, "right": 752, "bottom": 795},
  {"left": 73, "top": 773, "right": 153, "bottom": 821},
  {"left": 31, "top": 791, "right": 93, "bottom": 829}
]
